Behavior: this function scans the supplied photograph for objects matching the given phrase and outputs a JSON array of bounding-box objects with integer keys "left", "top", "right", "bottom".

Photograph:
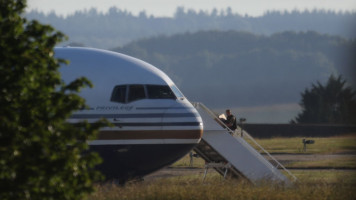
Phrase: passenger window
[
  {"left": 128, "top": 85, "right": 146, "bottom": 102},
  {"left": 111, "top": 85, "right": 127, "bottom": 103},
  {"left": 147, "top": 85, "right": 176, "bottom": 99}
]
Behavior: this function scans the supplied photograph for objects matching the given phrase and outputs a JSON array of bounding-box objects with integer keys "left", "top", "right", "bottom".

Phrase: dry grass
[
  {"left": 89, "top": 173, "right": 356, "bottom": 200},
  {"left": 290, "top": 170, "right": 356, "bottom": 184}
]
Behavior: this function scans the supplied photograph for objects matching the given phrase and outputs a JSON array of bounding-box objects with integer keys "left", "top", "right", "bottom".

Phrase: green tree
[
  {"left": 292, "top": 75, "right": 356, "bottom": 124},
  {"left": 0, "top": 1, "right": 105, "bottom": 199}
]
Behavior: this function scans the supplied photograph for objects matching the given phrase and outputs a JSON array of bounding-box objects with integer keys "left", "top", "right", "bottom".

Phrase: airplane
[{"left": 55, "top": 47, "right": 203, "bottom": 183}]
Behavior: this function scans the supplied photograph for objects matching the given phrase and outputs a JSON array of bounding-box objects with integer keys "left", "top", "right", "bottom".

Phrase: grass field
[
  {"left": 173, "top": 135, "right": 356, "bottom": 169},
  {"left": 284, "top": 156, "right": 356, "bottom": 168},
  {"left": 248, "top": 135, "right": 356, "bottom": 154},
  {"left": 88, "top": 135, "right": 356, "bottom": 200}
]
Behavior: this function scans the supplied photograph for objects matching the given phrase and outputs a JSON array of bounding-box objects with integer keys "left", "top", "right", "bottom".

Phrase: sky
[{"left": 27, "top": 0, "right": 356, "bottom": 17}]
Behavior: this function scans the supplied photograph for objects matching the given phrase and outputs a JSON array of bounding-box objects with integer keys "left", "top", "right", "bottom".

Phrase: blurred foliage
[
  {"left": 293, "top": 75, "right": 356, "bottom": 124},
  {"left": 0, "top": 1, "right": 105, "bottom": 199}
]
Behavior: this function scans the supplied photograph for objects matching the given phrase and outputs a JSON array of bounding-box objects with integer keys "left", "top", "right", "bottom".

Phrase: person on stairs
[{"left": 224, "top": 109, "right": 237, "bottom": 133}]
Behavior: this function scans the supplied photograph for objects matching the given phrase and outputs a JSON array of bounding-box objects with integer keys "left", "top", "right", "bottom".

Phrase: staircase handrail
[{"left": 241, "top": 130, "right": 297, "bottom": 182}]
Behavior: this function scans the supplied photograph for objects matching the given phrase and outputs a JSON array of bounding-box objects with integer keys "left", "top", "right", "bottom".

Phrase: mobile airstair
[{"left": 193, "top": 103, "right": 297, "bottom": 184}]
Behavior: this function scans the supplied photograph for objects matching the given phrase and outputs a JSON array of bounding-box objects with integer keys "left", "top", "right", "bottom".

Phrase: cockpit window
[
  {"left": 147, "top": 85, "right": 176, "bottom": 99},
  {"left": 170, "top": 85, "right": 185, "bottom": 99},
  {"left": 111, "top": 85, "right": 127, "bottom": 103},
  {"left": 128, "top": 85, "right": 146, "bottom": 102},
  {"left": 111, "top": 84, "right": 178, "bottom": 103}
]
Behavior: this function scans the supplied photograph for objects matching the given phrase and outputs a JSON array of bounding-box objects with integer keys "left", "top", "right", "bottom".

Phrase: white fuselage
[{"left": 55, "top": 47, "right": 203, "bottom": 181}]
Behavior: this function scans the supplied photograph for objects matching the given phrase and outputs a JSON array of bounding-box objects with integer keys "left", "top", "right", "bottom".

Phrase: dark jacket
[{"left": 226, "top": 115, "right": 237, "bottom": 130}]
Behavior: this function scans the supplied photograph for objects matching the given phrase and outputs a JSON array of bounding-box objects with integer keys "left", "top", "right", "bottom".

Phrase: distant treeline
[
  {"left": 113, "top": 31, "right": 355, "bottom": 109},
  {"left": 26, "top": 7, "right": 356, "bottom": 49}
]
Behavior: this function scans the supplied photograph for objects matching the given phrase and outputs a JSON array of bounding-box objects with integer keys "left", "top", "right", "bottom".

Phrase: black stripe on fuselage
[
  {"left": 70, "top": 113, "right": 198, "bottom": 119},
  {"left": 135, "top": 107, "right": 188, "bottom": 110},
  {"left": 112, "top": 122, "right": 201, "bottom": 127}
]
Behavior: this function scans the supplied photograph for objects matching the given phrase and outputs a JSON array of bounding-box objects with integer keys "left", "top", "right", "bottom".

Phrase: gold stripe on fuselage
[{"left": 97, "top": 129, "right": 203, "bottom": 140}]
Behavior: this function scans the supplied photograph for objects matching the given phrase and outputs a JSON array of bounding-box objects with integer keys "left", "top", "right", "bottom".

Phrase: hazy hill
[
  {"left": 25, "top": 8, "right": 356, "bottom": 122},
  {"left": 26, "top": 7, "right": 356, "bottom": 49},
  {"left": 112, "top": 31, "right": 355, "bottom": 111}
]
